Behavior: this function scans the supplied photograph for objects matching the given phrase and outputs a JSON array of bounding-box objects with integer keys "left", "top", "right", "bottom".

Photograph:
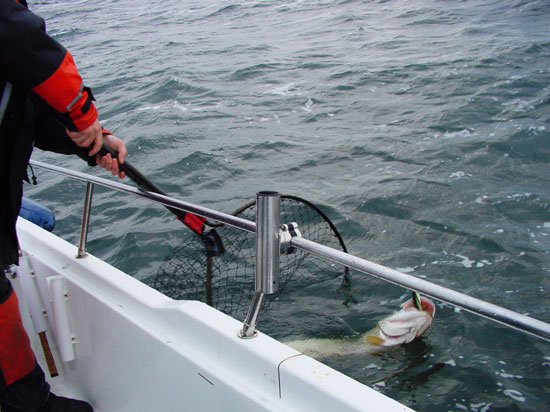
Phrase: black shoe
[{"left": 37, "top": 393, "right": 93, "bottom": 412}]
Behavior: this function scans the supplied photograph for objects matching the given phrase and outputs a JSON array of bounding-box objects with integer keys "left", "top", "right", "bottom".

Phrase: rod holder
[
  {"left": 240, "top": 191, "right": 281, "bottom": 338},
  {"left": 255, "top": 191, "right": 280, "bottom": 294},
  {"left": 77, "top": 182, "right": 94, "bottom": 258}
]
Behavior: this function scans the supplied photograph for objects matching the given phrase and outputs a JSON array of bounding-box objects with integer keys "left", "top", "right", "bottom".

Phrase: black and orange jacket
[
  {"left": 0, "top": 0, "right": 101, "bottom": 266},
  {"left": 0, "top": 0, "right": 98, "bottom": 131}
]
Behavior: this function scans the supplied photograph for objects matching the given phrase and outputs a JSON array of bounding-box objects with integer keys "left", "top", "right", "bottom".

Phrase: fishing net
[{"left": 148, "top": 195, "right": 352, "bottom": 321}]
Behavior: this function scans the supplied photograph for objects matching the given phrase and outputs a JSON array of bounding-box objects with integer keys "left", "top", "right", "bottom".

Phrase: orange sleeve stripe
[
  {"left": 32, "top": 50, "right": 98, "bottom": 130},
  {"left": 31, "top": 51, "right": 82, "bottom": 113}
]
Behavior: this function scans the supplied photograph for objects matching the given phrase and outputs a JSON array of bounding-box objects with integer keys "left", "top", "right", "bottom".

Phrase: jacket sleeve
[
  {"left": 32, "top": 99, "right": 98, "bottom": 166},
  {"left": 0, "top": 0, "right": 98, "bottom": 131}
]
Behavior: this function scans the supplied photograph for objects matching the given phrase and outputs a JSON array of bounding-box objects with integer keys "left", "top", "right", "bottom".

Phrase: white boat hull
[{"left": 13, "top": 218, "right": 413, "bottom": 412}]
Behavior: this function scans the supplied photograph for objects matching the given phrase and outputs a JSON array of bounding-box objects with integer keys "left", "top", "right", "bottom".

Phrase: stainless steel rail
[
  {"left": 30, "top": 160, "right": 550, "bottom": 342},
  {"left": 30, "top": 160, "right": 255, "bottom": 233},
  {"left": 291, "top": 237, "right": 550, "bottom": 342}
]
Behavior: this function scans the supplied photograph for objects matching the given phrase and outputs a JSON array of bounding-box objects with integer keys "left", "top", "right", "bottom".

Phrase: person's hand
[
  {"left": 97, "top": 134, "right": 127, "bottom": 179},
  {"left": 65, "top": 118, "right": 103, "bottom": 156}
]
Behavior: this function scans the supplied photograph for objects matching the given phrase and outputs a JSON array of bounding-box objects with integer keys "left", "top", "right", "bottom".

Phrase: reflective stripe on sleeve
[{"left": 31, "top": 50, "right": 97, "bottom": 130}]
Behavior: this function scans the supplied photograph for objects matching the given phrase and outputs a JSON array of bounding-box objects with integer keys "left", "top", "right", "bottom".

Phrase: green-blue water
[{"left": 25, "top": 1, "right": 549, "bottom": 411}]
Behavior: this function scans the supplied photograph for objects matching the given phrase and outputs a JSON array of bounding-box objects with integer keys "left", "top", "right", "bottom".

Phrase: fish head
[{"left": 375, "top": 296, "right": 436, "bottom": 346}]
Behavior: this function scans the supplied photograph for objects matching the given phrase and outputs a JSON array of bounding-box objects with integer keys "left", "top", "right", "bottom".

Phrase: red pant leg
[
  {"left": 0, "top": 285, "right": 50, "bottom": 411},
  {"left": 0, "top": 289, "right": 36, "bottom": 385}
]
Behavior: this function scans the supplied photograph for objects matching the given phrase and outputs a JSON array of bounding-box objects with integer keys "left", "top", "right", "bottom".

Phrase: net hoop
[{"left": 149, "top": 195, "right": 353, "bottom": 321}]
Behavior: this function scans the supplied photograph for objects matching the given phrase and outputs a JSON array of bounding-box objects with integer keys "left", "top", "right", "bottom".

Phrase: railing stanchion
[{"left": 77, "top": 182, "right": 94, "bottom": 258}]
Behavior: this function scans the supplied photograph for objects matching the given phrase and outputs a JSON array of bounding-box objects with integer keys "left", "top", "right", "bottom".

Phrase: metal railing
[{"left": 30, "top": 160, "right": 550, "bottom": 342}]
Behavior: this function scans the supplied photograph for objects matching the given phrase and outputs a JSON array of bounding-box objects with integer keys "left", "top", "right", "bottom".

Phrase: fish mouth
[{"left": 401, "top": 296, "right": 436, "bottom": 318}]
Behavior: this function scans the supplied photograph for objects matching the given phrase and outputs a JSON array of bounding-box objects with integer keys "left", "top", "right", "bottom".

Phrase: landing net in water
[{"left": 148, "top": 195, "right": 353, "bottom": 321}]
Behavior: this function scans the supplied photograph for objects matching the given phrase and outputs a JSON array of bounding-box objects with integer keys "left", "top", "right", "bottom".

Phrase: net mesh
[{"left": 148, "top": 195, "right": 351, "bottom": 321}]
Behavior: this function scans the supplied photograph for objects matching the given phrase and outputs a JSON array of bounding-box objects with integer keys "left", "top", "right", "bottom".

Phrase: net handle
[{"left": 99, "top": 144, "right": 225, "bottom": 256}]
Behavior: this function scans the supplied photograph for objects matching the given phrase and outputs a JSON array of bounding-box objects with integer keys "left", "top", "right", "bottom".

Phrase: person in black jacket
[{"left": 1, "top": 1, "right": 127, "bottom": 410}]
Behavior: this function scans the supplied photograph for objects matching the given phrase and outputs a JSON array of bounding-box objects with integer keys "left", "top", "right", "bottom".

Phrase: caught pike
[{"left": 285, "top": 293, "right": 436, "bottom": 359}]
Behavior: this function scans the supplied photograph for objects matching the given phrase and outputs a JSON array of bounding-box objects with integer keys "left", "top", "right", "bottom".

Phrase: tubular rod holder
[
  {"left": 255, "top": 191, "right": 281, "bottom": 294},
  {"left": 240, "top": 191, "right": 281, "bottom": 338}
]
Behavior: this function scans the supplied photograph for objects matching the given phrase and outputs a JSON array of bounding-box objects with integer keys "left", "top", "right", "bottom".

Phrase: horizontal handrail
[
  {"left": 30, "top": 160, "right": 255, "bottom": 233},
  {"left": 30, "top": 160, "right": 550, "bottom": 342},
  {"left": 291, "top": 237, "right": 550, "bottom": 342}
]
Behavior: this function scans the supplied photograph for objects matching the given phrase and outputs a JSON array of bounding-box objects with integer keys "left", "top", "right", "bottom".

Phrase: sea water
[{"left": 25, "top": 1, "right": 550, "bottom": 411}]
